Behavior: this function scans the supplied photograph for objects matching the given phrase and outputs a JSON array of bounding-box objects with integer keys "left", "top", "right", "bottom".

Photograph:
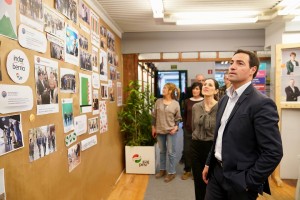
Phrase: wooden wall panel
[{"left": 0, "top": 0, "right": 124, "bottom": 199}]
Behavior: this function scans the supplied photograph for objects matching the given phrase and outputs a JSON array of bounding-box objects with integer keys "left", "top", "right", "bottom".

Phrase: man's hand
[
  {"left": 202, "top": 165, "right": 209, "bottom": 184},
  {"left": 169, "top": 125, "right": 178, "bottom": 135},
  {"left": 152, "top": 126, "right": 156, "bottom": 138}
]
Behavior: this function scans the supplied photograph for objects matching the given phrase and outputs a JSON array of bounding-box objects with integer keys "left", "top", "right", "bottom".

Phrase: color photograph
[
  {"left": 28, "top": 124, "right": 56, "bottom": 162},
  {"left": 44, "top": 5, "right": 65, "bottom": 40},
  {"left": 281, "top": 48, "right": 300, "bottom": 76},
  {"left": 0, "top": 114, "right": 24, "bottom": 157},
  {"left": 65, "top": 26, "right": 79, "bottom": 66},
  {"left": 60, "top": 68, "right": 76, "bottom": 93},
  {"left": 88, "top": 117, "right": 99, "bottom": 134},
  {"left": 68, "top": 142, "right": 81, "bottom": 172},
  {"left": 62, "top": 98, "right": 74, "bottom": 133}
]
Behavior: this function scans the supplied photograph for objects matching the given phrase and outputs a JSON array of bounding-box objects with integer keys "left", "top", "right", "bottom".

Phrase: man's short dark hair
[
  {"left": 234, "top": 49, "right": 260, "bottom": 78},
  {"left": 290, "top": 52, "right": 296, "bottom": 57}
]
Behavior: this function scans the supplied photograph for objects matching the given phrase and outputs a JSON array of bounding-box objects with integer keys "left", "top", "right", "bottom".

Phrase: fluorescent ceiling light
[
  {"left": 292, "top": 16, "right": 300, "bottom": 21},
  {"left": 176, "top": 17, "right": 258, "bottom": 25},
  {"left": 150, "top": 0, "right": 164, "bottom": 18},
  {"left": 172, "top": 11, "right": 259, "bottom": 19}
]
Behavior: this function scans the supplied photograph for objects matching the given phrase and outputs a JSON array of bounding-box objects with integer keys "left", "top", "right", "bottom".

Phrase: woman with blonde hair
[{"left": 152, "top": 83, "right": 182, "bottom": 183}]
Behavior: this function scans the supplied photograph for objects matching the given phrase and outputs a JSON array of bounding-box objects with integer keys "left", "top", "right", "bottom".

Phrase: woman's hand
[
  {"left": 169, "top": 125, "right": 178, "bottom": 135},
  {"left": 152, "top": 126, "right": 156, "bottom": 138}
]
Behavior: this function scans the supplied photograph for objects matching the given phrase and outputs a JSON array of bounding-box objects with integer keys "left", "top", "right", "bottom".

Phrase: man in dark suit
[
  {"left": 286, "top": 52, "right": 299, "bottom": 75},
  {"left": 202, "top": 49, "right": 283, "bottom": 200},
  {"left": 285, "top": 79, "right": 300, "bottom": 101}
]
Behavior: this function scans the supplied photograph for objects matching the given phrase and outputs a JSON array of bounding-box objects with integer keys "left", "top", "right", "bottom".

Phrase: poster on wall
[
  {"left": 55, "top": 0, "right": 77, "bottom": 23},
  {"left": 60, "top": 68, "right": 76, "bottom": 93},
  {"left": 62, "top": 98, "right": 74, "bottom": 133},
  {"left": 100, "top": 49, "right": 108, "bottom": 81},
  {"left": 6, "top": 49, "right": 30, "bottom": 84},
  {"left": 0, "top": 114, "right": 24, "bottom": 157},
  {"left": 47, "top": 34, "right": 65, "bottom": 61},
  {"left": 65, "top": 25, "right": 79, "bottom": 66},
  {"left": 28, "top": 124, "right": 56, "bottom": 162},
  {"left": 43, "top": 5, "right": 65, "bottom": 40},
  {"left": 19, "top": 0, "right": 44, "bottom": 31},
  {"left": 0, "top": 0, "right": 17, "bottom": 40},
  {"left": 74, "top": 115, "right": 87, "bottom": 136},
  {"left": 0, "top": 85, "right": 33, "bottom": 114},
  {"left": 34, "top": 56, "right": 59, "bottom": 115},
  {"left": 68, "top": 142, "right": 81, "bottom": 172},
  {"left": 92, "top": 90, "right": 99, "bottom": 115},
  {"left": 117, "top": 82, "right": 122, "bottom": 106},
  {"left": 99, "top": 101, "right": 108, "bottom": 133},
  {"left": 79, "top": 73, "right": 92, "bottom": 113},
  {"left": 0, "top": 168, "right": 5, "bottom": 200},
  {"left": 280, "top": 48, "right": 300, "bottom": 103},
  {"left": 90, "top": 10, "right": 100, "bottom": 47}
]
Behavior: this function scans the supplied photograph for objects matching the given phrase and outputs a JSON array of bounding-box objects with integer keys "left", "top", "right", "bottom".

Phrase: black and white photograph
[
  {"left": 110, "top": 66, "right": 116, "bottom": 80},
  {"left": 60, "top": 68, "right": 76, "bottom": 93},
  {"left": 92, "top": 46, "right": 99, "bottom": 72},
  {"left": 55, "top": 0, "right": 77, "bottom": 23},
  {"left": 44, "top": 5, "right": 65, "bottom": 40},
  {"left": 80, "top": 50, "right": 92, "bottom": 71},
  {"left": 100, "top": 37, "right": 107, "bottom": 49},
  {"left": 0, "top": 114, "right": 24, "bottom": 157},
  {"left": 100, "top": 25, "right": 107, "bottom": 37},
  {"left": 108, "top": 50, "right": 114, "bottom": 65},
  {"left": 100, "top": 83, "right": 108, "bottom": 99},
  {"left": 100, "top": 49, "right": 108, "bottom": 81},
  {"left": 28, "top": 124, "right": 56, "bottom": 162},
  {"left": 79, "top": 0, "right": 90, "bottom": 25}
]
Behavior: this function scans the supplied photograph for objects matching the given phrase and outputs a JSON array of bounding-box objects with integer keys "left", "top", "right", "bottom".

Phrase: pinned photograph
[
  {"left": 108, "top": 50, "right": 114, "bottom": 65},
  {"left": 19, "top": 0, "right": 44, "bottom": 31},
  {"left": 100, "top": 49, "right": 108, "bottom": 81},
  {"left": 65, "top": 26, "right": 79, "bottom": 66},
  {"left": 0, "top": 168, "right": 5, "bottom": 200},
  {"left": 79, "top": 34, "right": 88, "bottom": 50},
  {"left": 281, "top": 48, "right": 300, "bottom": 76},
  {"left": 100, "top": 25, "right": 107, "bottom": 37},
  {"left": 0, "top": 114, "right": 24, "bottom": 157},
  {"left": 92, "top": 46, "right": 99, "bottom": 72},
  {"left": 100, "top": 83, "right": 108, "bottom": 99},
  {"left": 79, "top": 50, "right": 92, "bottom": 71},
  {"left": 92, "top": 90, "right": 99, "bottom": 115},
  {"left": 35, "top": 56, "right": 59, "bottom": 115},
  {"left": 68, "top": 142, "right": 81, "bottom": 172},
  {"left": 107, "top": 30, "right": 115, "bottom": 52},
  {"left": 60, "top": 68, "right": 76, "bottom": 93},
  {"left": 79, "top": 0, "right": 90, "bottom": 25},
  {"left": 55, "top": 0, "right": 77, "bottom": 23},
  {"left": 43, "top": 5, "right": 65, "bottom": 40},
  {"left": 28, "top": 124, "right": 56, "bottom": 162},
  {"left": 99, "top": 101, "right": 108, "bottom": 133},
  {"left": 48, "top": 34, "right": 65, "bottom": 61},
  {"left": 0, "top": 0, "right": 17, "bottom": 40},
  {"left": 110, "top": 66, "right": 116, "bottom": 80},
  {"left": 90, "top": 10, "right": 100, "bottom": 47},
  {"left": 88, "top": 117, "right": 99, "bottom": 134},
  {"left": 62, "top": 98, "right": 74, "bottom": 133}
]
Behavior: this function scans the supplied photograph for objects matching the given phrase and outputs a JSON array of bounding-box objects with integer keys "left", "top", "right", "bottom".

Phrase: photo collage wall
[{"left": 0, "top": 0, "right": 123, "bottom": 182}]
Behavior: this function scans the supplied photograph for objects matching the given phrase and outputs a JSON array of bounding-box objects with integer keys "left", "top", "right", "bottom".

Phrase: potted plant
[{"left": 118, "top": 81, "right": 156, "bottom": 174}]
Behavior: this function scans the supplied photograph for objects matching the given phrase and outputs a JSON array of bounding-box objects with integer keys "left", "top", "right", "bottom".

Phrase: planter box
[{"left": 125, "top": 146, "right": 155, "bottom": 174}]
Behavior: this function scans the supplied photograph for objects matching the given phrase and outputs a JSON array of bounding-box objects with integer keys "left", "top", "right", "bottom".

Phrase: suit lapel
[{"left": 226, "top": 84, "right": 253, "bottom": 124}]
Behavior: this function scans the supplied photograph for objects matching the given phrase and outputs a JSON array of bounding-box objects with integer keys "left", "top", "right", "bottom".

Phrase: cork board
[{"left": 0, "top": 0, "right": 124, "bottom": 199}]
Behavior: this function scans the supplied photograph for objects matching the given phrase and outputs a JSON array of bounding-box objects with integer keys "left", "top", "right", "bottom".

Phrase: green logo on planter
[{"left": 132, "top": 154, "right": 142, "bottom": 163}]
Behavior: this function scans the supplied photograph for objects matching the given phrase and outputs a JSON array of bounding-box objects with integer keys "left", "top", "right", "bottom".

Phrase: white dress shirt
[{"left": 214, "top": 81, "right": 252, "bottom": 161}]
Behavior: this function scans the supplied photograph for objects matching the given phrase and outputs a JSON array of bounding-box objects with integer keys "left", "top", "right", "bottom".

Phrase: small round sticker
[{"left": 6, "top": 49, "right": 30, "bottom": 84}]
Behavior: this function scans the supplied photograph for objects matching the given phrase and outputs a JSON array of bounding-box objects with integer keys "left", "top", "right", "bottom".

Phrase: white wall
[
  {"left": 155, "top": 62, "right": 215, "bottom": 86},
  {"left": 122, "top": 29, "right": 265, "bottom": 54}
]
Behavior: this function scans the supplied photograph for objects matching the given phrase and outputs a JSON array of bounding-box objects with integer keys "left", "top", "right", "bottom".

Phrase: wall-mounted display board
[
  {"left": 275, "top": 43, "right": 300, "bottom": 181},
  {"left": 0, "top": 0, "right": 124, "bottom": 199}
]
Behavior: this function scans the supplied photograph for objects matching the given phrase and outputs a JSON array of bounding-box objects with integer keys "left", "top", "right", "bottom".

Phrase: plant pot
[{"left": 125, "top": 145, "right": 155, "bottom": 174}]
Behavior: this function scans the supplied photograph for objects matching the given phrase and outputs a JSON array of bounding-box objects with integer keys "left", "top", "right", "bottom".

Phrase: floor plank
[{"left": 107, "top": 173, "right": 296, "bottom": 200}]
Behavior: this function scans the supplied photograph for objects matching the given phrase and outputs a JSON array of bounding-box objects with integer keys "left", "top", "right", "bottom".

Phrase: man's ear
[{"left": 250, "top": 66, "right": 257, "bottom": 76}]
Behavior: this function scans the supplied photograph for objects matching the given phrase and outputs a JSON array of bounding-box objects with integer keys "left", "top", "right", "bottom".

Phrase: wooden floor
[{"left": 107, "top": 173, "right": 296, "bottom": 200}]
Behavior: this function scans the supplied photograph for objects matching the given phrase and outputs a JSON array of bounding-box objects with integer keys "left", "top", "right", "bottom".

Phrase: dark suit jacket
[
  {"left": 285, "top": 86, "right": 300, "bottom": 101},
  {"left": 286, "top": 60, "right": 299, "bottom": 75},
  {"left": 206, "top": 84, "right": 283, "bottom": 194}
]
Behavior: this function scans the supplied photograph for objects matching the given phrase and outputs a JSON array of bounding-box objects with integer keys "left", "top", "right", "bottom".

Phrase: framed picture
[{"left": 276, "top": 43, "right": 300, "bottom": 108}]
